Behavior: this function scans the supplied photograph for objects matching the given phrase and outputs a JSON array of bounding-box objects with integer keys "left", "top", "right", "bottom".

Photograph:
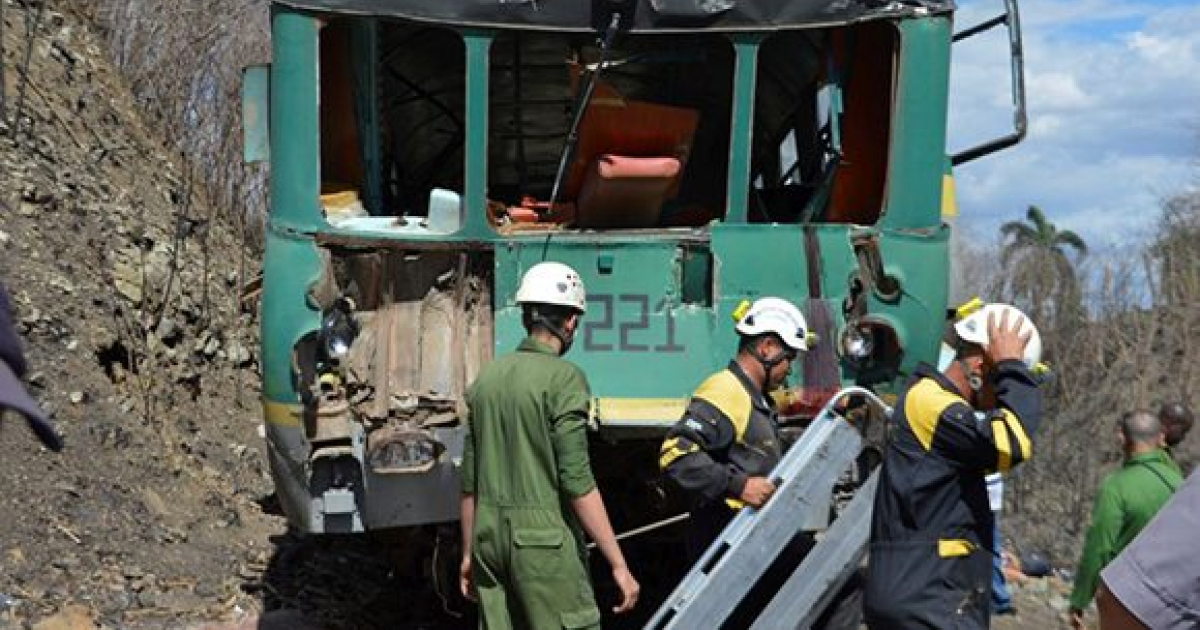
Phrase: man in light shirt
[{"left": 987, "top": 473, "right": 1014, "bottom": 615}]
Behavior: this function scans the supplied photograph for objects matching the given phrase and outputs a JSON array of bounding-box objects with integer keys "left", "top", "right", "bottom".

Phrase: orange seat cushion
[{"left": 575, "top": 155, "right": 682, "bottom": 229}]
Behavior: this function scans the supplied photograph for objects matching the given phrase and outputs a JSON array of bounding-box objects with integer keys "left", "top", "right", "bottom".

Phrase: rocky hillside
[
  {"left": 0, "top": 0, "right": 278, "bottom": 626},
  {"left": 0, "top": 4, "right": 467, "bottom": 629}
]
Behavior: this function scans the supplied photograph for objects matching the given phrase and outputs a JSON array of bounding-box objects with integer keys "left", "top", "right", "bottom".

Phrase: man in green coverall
[
  {"left": 1068, "top": 409, "right": 1181, "bottom": 630},
  {"left": 459, "top": 261, "right": 640, "bottom": 629}
]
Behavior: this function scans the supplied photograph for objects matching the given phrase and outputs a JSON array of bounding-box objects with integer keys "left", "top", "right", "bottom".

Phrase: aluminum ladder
[{"left": 644, "top": 387, "right": 891, "bottom": 630}]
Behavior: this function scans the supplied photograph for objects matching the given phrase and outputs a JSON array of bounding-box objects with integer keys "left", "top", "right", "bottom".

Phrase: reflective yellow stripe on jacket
[
  {"left": 692, "top": 370, "right": 752, "bottom": 441},
  {"left": 937, "top": 539, "right": 976, "bottom": 558},
  {"left": 903, "top": 378, "right": 1032, "bottom": 473},
  {"left": 904, "top": 379, "right": 961, "bottom": 451},
  {"left": 998, "top": 408, "right": 1033, "bottom": 468},
  {"left": 659, "top": 436, "right": 699, "bottom": 470}
]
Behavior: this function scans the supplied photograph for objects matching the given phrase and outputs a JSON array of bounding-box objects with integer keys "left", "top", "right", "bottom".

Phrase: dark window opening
[
  {"left": 318, "top": 19, "right": 468, "bottom": 227},
  {"left": 315, "top": 19, "right": 896, "bottom": 232},
  {"left": 487, "top": 31, "right": 734, "bottom": 232},
  {"left": 750, "top": 22, "right": 898, "bottom": 226}
]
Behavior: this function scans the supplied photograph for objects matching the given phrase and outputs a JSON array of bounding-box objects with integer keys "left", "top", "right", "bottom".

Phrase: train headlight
[
  {"left": 838, "top": 317, "right": 904, "bottom": 384},
  {"left": 319, "top": 297, "right": 358, "bottom": 360},
  {"left": 840, "top": 325, "right": 875, "bottom": 360}
]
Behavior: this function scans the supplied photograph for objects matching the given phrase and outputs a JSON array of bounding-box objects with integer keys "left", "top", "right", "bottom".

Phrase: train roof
[{"left": 274, "top": 0, "right": 954, "bottom": 33}]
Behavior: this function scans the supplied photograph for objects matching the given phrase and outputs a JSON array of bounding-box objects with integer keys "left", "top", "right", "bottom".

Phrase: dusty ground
[
  {"left": 0, "top": 2, "right": 1162, "bottom": 629},
  {"left": 993, "top": 576, "right": 1077, "bottom": 630}
]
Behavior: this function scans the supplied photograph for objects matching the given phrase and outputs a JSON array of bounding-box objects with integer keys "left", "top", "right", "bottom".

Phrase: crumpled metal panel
[{"left": 274, "top": 0, "right": 954, "bottom": 32}]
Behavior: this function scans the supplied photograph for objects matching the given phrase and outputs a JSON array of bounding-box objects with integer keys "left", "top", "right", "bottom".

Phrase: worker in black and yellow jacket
[
  {"left": 864, "top": 301, "right": 1045, "bottom": 630},
  {"left": 660, "top": 296, "right": 809, "bottom": 560},
  {"left": 661, "top": 297, "right": 865, "bottom": 629}
]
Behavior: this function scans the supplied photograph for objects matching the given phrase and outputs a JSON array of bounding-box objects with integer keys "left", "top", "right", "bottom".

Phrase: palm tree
[{"left": 999, "top": 205, "right": 1088, "bottom": 327}]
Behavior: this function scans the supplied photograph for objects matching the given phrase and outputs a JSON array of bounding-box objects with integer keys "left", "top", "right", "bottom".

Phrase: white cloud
[
  {"left": 948, "top": 0, "right": 1200, "bottom": 250},
  {"left": 1028, "top": 71, "right": 1093, "bottom": 110},
  {"left": 1027, "top": 113, "right": 1062, "bottom": 137},
  {"left": 1128, "top": 32, "right": 1177, "bottom": 61}
]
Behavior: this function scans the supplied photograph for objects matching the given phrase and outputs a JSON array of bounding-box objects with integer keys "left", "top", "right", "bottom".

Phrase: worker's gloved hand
[
  {"left": 986, "top": 309, "right": 1033, "bottom": 365},
  {"left": 611, "top": 565, "right": 640, "bottom": 613},
  {"left": 740, "top": 476, "right": 776, "bottom": 508}
]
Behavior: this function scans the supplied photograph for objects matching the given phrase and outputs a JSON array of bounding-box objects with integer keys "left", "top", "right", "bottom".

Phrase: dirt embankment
[
  {"left": 0, "top": 0, "right": 279, "bottom": 626},
  {"left": 0, "top": 4, "right": 467, "bottom": 628}
]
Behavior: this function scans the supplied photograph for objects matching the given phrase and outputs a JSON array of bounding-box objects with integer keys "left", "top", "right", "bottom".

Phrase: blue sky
[{"left": 947, "top": 0, "right": 1200, "bottom": 250}]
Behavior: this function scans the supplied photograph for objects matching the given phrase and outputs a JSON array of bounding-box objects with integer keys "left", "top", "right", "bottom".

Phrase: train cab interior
[{"left": 315, "top": 19, "right": 899, "bottom": 235}]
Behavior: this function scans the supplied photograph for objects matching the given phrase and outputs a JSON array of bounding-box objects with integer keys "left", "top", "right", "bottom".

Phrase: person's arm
[
  {"left": 922, "top": 314, "right": 1042, "bottom": 473},
  {"left": 459, "top": 398, "right": 477, "bottom": 600},
  {"left": 459, "top": 493, "right": 477, "bottom": 600},
  {"left": 571, "top": 490, "right": 640, "bottom": 613},
  {"left": 920, "top": 399, "right": 1034, "bottom": 475},
  {"left": 1096, "top": 583, "right": 1150, "bottom": 630},
  {"left": 549, "top": 368, "right": 598, "bottom": 499},
  {"left": 550, "top": 368, "right": 640, "bottom": 612},
  {"left": 660, "top": 400, "right": 774, "bottom": 506},
  {"left": 1070, "top": 481, "right": 1123, "bottom": 611},
  {"left": 987, "top": 359, "right": 1042, "bottom": 467},
  {"left": 987, "top": 310, "right": 1043, "bottom": 465}
]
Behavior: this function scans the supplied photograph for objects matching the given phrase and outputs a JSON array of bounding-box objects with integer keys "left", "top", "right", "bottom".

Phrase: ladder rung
[
  {"left": 644, "top": 387, "right": 892, "bottom": 630},
  {"left": 749, "top": 471, "right": 879, "bottom": 630},
  {"left": 645, "top": 417, "right": 860, "bottom": 628}
]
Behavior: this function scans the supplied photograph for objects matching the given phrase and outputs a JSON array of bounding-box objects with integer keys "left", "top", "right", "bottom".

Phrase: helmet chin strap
[
  {"left": 751, "top": 346, "right": 790, "bottom": 391},
  {"left": 959, "top": 358, "right": 983, "bottom": 392},
  {"left": 533, "top": 313, "right": 573, "bottom": 356}
]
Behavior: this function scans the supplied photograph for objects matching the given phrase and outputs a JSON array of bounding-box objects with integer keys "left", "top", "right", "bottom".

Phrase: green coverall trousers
[{"left": 472, "top": 504, "right": 601, "bottom": 629}]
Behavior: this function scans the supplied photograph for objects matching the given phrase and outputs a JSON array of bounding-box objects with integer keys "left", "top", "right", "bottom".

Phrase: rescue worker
[
  {"left": 660, "top": 297, "right": 863, "bottom": 628},
  {"left": 659, "top": 297, "right": 809, "bottom": 558},
  {"left": 864, "top": 302, "right": 1043, "bottom": 630},
  {"left": 458, "top": 261, "right": 639, "bottom": 629}
]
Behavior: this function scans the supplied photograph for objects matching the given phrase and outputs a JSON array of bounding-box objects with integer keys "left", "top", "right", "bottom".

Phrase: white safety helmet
[
  {"left": 515, "top": 262, "right": 587, "bottom": 313},
  {"left": 953, "top": 302, "right": 1042, "bottom": 368},
  {"left": 735, "top": 297, "right": 809, "bottom": 351}
]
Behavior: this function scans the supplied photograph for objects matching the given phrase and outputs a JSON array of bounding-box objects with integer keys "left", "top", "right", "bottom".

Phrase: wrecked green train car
[{"left": 243, "top": 0, "right": 1026, "bottom": 618}]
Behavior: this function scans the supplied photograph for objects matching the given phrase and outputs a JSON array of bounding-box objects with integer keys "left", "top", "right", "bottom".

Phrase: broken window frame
[{"left": 311, "top": 17, "right": 906, "bottom": 236}]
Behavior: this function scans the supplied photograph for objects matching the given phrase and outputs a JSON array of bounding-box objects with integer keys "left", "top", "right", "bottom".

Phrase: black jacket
[
  {"left": 864, "top": 361, "right": 1042, "bottom": 630},
  {"left": 660, "top": 361, "right": 781, "bottom": 556}
]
